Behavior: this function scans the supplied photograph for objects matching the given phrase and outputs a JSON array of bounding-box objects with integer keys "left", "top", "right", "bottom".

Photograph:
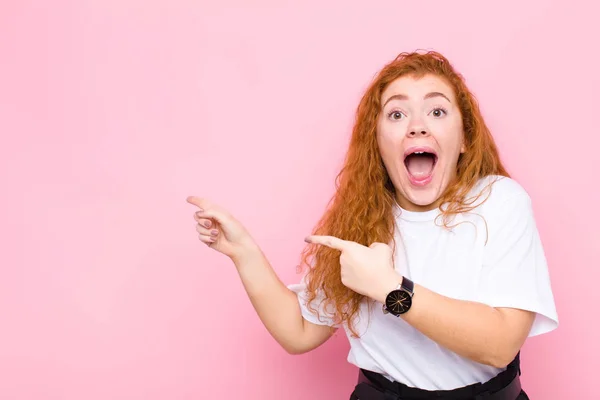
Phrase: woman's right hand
[{"left": 186, "top": 196, "right": 259, "bottom": 262}]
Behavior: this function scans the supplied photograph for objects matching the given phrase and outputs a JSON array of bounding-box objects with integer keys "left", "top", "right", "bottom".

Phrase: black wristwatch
[{"left": 383, "top": 277, "right": 414, "bottom": 316}]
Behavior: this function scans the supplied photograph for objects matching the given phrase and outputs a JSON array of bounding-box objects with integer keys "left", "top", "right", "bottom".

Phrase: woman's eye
[
  {"left": 389, "top": 111, "right": 404, "bottom": 120},
  {"left": 431, "top": 108, "right": 447, "bottom": 118}
]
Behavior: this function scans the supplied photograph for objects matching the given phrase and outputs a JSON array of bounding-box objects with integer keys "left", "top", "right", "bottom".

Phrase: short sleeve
[
  {"left": 477, "top": 181, "right": 559, "bottom": 337},
  {"left": 287, "top": 274, "right": 339, "bottom": 327}
]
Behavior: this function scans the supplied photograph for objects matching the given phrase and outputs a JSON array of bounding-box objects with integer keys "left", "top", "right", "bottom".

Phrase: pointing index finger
[
  {"left": 187, "top": 196, "right": 206, "bottom": 210},
  {"left": 304, "top": 235, "right": 348, "bottom": 251}
]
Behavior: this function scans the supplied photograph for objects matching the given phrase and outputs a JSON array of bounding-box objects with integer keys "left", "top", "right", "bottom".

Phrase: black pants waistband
[{"left": 351, "top": 352, "right": 524, "bottom": 400}]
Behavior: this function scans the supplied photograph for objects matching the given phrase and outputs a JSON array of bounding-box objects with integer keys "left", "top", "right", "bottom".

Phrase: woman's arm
[
  {"left": 233, "top": 246, "right": 335, "bottom": 355},
  {"left": 371, "top": 273, "right": 535, "bottom": 368},
  {"left": 304, "top": 235, "right": 536, "bottom": 369},
  {"left": 188, "top": 197, "right": 334, "bottom": 355}
]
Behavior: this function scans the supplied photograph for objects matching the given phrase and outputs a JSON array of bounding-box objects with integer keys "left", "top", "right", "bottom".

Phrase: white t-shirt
[{"left": 288, "top": 175, "right": 559, "bottom": 390}]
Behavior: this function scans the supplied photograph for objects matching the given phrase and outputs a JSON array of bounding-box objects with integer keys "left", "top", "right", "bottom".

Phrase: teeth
[{"left": 407, "top": 150, "right": 436, "bottom": 157}]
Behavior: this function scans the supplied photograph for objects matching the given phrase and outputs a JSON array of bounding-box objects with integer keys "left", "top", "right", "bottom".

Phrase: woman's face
[{"left": 377, "top": 74, "right": 465, "bottom": 212}]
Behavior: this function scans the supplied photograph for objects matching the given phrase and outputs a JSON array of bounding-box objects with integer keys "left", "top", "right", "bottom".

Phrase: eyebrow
[{"left": 382, "top": 91, "right": 452, "bottom": 107}]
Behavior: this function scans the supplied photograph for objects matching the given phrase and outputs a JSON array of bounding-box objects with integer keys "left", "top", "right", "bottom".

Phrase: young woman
[{"left": 188, "top": 51, "right": 558, "bottom": 399}]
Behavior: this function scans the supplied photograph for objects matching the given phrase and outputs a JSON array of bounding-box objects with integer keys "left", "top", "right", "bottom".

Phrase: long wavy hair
[{"left": 299, "top": 50, "right": 510, "bottom": 336}]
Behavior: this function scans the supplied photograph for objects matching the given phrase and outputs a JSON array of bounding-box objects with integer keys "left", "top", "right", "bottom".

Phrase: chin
[
  {"left": 398, "top": 183, "right": 445, "bottom": 211},
  {"left": 395, "top": 171, "right": 452, "bottom": 212}
]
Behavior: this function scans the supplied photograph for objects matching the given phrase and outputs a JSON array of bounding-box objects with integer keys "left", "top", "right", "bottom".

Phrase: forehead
[{"left": 381, "top": 74, "right": 456, "bottom": 103}]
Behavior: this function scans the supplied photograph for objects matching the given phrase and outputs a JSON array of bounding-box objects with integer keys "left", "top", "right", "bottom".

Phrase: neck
[{"left": 395, "top": 196, "right": 442, "bottom": 212}]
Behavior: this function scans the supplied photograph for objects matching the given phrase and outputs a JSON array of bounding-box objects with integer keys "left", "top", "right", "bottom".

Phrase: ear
[{"left": 460, "top": 142, "right": 466, "bottom": 153}]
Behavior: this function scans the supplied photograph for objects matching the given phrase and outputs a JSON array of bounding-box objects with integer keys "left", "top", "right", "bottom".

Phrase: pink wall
[{"left": 0, "top": 1, "right": 597, "bottom": 398}]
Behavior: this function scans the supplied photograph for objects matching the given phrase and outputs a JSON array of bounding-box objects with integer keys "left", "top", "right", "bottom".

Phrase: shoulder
[
  {"left": 462, "top": 176, "right": 539, "bottom": 246},
  {"left": 467, "top": 175, "right": 532, "bottom": 214}
]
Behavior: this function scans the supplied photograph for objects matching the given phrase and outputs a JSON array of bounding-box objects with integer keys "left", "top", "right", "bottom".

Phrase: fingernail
[
  {"left": 211, "top": 229, "right": 218, "bottom": 236},
  {"left": 204, "top": 221, "right": 211, "bottom": 228},
  {"left": 196, "top": 208, "right": 204, "bottom": 213}
]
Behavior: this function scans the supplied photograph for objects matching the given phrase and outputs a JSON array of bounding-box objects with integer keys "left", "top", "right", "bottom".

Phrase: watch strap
[{"left": 401, "top": 276, "right": 414, "bottom": 295}]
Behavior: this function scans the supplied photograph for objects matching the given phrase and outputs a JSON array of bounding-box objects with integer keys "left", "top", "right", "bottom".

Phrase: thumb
[{"left": 369, "top": 242, "right": 391, "bottom": 253}]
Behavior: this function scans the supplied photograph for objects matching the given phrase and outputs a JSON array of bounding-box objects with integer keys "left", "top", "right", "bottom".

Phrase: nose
[
  {"left": 408, "top": 128, "right": 428, "bottom": 136},
  {"left": 406, "top": 117, "right": 429, "bottom": 138},
  {"left": 406, "top": 123, "right": 430, "bottom": 137}
]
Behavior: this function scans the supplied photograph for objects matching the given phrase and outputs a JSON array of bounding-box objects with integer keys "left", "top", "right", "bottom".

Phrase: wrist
[
  {"left": 231, "top": 242, "right": 263, "bottom": 266},
  {"left": 372, "top": 271, "right": 403, "bottom": 304}
]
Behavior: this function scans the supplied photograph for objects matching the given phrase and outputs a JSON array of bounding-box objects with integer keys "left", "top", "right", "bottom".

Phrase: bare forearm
[
  {"left": 302, "top": 233, "right": 536, "bottom": 368},
  {"left": 374, "top": 273, "right": 533, "bottom": 368},
  {"left": 232, "top": 247, "right": 312, "bottom": 353},
  {"left": 403, "top": 285, "right": 517, "bottom": 367}
]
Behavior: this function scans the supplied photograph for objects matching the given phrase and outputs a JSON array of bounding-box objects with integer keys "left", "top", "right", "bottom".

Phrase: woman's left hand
[{"left": 305, "top": 235, "right": 401, "bottom": 302}]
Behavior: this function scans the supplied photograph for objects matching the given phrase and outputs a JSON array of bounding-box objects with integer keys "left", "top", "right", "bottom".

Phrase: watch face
[{"left": 385, "top": 289, "right": 412, "bottom": 315}]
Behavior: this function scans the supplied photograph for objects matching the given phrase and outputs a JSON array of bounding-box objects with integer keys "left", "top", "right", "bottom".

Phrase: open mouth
[{"left": 404, "top": 148, "right": 438, "bottom": 185}]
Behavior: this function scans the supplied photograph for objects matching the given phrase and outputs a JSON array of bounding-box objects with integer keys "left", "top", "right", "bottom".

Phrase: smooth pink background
[{"left": 0, "top": 1, "right": 597, "bottom": 399}]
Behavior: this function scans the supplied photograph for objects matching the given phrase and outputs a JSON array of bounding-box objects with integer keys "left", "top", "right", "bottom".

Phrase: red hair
[{"left": 299, "top": 50, "right": 509, "bottom": 336}]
